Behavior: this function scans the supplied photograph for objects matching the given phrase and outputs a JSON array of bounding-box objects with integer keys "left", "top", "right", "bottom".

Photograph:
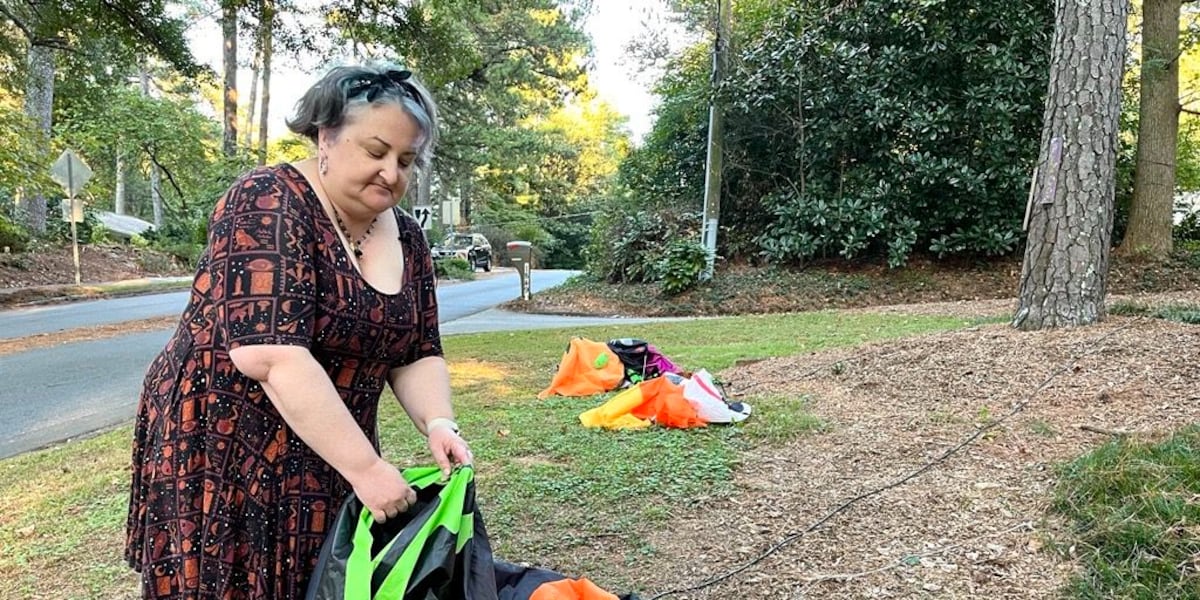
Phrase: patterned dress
[{"left": 125, "top": 164, "right": 443, "bottom": 599}]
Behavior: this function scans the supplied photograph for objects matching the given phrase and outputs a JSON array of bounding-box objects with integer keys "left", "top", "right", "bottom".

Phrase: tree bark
[
  {"left": 243, "top": 42, "right": 260, "bottom": 149},
  {"left": 1013, "top": 0, "right": 1128, "bottom": 331},
  {"left": 115, "top": 153, "right": 127, "bottom": 214},
  {"left": 21, "top": 42, "right": 55, "bottom": 233},
  {"left": 256, "top": 0, "right": 273, "bottom": 166},
  {"left": 141, "top": 63, "right": 163, "bottom": 228},
  {"left": 221, "top": 0, "right": 238, "bottom": 157},
  {"left": 1120, "top": 0, "right": 1180, "bottom": 259},
  {"left": 150, "top": 165, "right": 163, "bottom": 228}
]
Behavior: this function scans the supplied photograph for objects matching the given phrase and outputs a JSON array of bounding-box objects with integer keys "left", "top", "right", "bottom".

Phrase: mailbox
[{"left": 506, "top": 241, "right": 533, "bottom": 301}]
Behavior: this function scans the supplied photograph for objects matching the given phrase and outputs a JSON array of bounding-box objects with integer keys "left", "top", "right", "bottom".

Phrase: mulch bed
[{"left": 613, "top": 312, "right": 1198, "bottom": 599}]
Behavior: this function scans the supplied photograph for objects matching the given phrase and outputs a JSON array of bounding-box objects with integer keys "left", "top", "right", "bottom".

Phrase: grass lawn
[
  {"left": 0, "top": 311, "right": 1020, "bottom": 599},
  {"left": 1053, "top": 426, "right": 1200, "bottom": 598}
]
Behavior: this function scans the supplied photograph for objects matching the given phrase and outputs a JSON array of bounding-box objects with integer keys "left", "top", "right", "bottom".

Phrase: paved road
[
  {"left": 0, "top": 269, "right": 573, "bottom": 340},
  {"left": 0, "top": 269, "right": 677, "bottom": 458},
  {"left": 0, "top": 291, "right": 192, "bottom": 339}
]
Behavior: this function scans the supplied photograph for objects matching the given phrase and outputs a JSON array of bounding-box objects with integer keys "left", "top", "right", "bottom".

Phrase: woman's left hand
[{"left": 428, "top": 423, "right": 473, "bottom": 479}]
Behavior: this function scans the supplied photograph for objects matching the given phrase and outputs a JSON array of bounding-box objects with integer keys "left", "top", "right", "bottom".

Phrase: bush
[
  {"left": 0, "top": 215, "right": 30, "bottom": 252},
  {"left": 157, "top": 241, "right": 205, "bottom": 269},
  {"left": 434, "top": 257, "right": 474, "bottom": 281},
  {"left": 587, "top": 209, "right": 702, "bottom": 284},
  {"left": 657, "top": 240, "right": 712, "bottom": 296},
  {"left": 88, "top": 221, "right": 111, "bottom": 244},
  {"left": 137, "top": 251, "right": 181, "bottom": 274},
  {"left": 1174, "top": 208, "right": 1200, "bottom": 243}
]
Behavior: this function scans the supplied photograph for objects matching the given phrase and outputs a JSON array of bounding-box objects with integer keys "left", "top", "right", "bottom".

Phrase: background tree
[
  {"left": 324, "top": 0, "right": 620, "bottom": 266},
  {"left": 0, "top": 0, "right": 197, "bottom": 232},
  {"left": 594, "top": 0, "right": 1055, "bottom": 284},
  {"left": 1121, "top": 0, "right": 1190, "bottom": 259},
  {"left": 1014, "top": 0, "right": 1129, "bottom": 330},
  {"left": 221, "top": 0, "right": 239, "bottom": 156}
]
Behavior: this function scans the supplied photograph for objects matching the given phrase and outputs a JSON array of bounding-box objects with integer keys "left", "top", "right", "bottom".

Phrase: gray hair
[{"left": 286, "top": 63, "right": 439, "bottom": 168}]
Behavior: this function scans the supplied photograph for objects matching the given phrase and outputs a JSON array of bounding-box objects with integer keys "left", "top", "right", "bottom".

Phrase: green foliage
[
  {"left": 1053, "top": 427, "right": 1200, "bottom": 598},
  {"left": 1175, "top": 198, "right": 1200, "bottom": 242},
  {"left": 1108, "top": 301, "right": 1200, "bottom": 325},
  {"left": 631, "top": 0, "right": 1054, "bottom": 266},
  {"left": 587, "top": 209, "right": 702, "bottom": 284},
  {"left": 44, "top": 211, "right": 104, "bottom": 246},
  {"left": 614, "top": 46, "right": 711, "bottom": 215},
  {"left": 0, "top": 214, "right": 30, "bottom": 252},
  {"left": 56, "top": 87, "right": 247, "bottom": 225},
  {"left": 330, "top": 1, "right": 628, "bottom": 270},
  {"left": 434, "top": 257, "right": 474, "bottom": 280},
  {"left": 87, "top": 221, "right": 110, "bottom": 245},
  {"left": 0, "top": 94, "right": 53, "bottom": 199},
  {"left": 657, "top": 239, "right": 712, "bottom": 295}
]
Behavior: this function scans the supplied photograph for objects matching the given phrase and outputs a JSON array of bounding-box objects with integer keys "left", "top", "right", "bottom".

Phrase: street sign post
[{"left": 50, "top": 150, "right": 93, "bottom": 285}]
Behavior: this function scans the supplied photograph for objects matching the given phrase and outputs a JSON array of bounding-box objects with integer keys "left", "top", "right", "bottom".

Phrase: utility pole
[{"left": 700, "top": 0, "right": 731, "bottom": 280}]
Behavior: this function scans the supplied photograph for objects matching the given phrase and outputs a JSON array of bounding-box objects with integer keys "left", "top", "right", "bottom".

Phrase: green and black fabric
[{"left": 305, "top": 466, "right": 497, "bottom": 600}]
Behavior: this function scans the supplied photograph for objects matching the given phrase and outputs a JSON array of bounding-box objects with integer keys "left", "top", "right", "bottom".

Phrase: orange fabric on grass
[
  {"left": 580, "top": 377, "right": 707, "bottom": 429},
  {"left": 579, "top": 385, "right": 652, "bottom": 429},
  {"left": 629, "top": 376, "right": 708, "bottom": 428},
  {"left": 538, "top": 338, "right": 625, "bottom": 399},
  {"left": 530, "top": 578, "right": 620, "bottom": 600}
]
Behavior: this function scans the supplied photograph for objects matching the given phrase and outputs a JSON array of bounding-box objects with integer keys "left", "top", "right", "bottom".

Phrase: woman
[{"left": 124, "top": 64, "right": 472, "bottom": 599}]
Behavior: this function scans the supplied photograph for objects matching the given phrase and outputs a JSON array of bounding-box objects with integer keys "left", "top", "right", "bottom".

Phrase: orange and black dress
[{"left": 124, "top": 164, "right": 442, "bottom": 599}]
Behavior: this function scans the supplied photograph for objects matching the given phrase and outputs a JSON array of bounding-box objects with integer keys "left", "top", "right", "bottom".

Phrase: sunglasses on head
[{"left": 346, "top": 69, "right": 414, "bottom": 102}]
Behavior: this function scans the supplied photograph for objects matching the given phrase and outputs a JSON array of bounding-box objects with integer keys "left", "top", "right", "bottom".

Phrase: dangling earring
[{"left": 318, "top": 153, "right": 329, "bottom": 176}]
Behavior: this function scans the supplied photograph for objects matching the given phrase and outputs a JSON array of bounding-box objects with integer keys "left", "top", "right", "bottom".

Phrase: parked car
[{"left": 431, "top": 232, "right": 492, "bottom": 272}]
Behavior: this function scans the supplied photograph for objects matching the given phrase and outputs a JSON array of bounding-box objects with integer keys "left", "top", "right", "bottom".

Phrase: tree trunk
[
  {"left": 244, "top": 43, "right": 260, "bottom": 149},
  {"left": 419, "top": 161, "right": 433, "bottom": 208},
  {"left": 115, "top": 153, "right": 127, "bottom": 214},
  {"left": 1120, "top": 0, "right": 1180, "bottom": 259},
  {"left": 1013, "top": 0, "right": 1128, "bottom": 331},
  {"left": 257, "top": 0, "right": 274, "bottom": 166},
  {"left": 141, "top": 63, "right": 163, "bottom": 228},
  {"left": 21, "top": 43, "right": 55, "bottom": 233},
  {"left": 150, "top": 166, "right": 164, "bottom": 228},
  {"left": 221, "top": 0, "right": 238, "bottom": 157}
]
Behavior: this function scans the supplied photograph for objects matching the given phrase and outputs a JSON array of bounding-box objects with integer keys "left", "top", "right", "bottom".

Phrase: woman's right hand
[{"left": 349, "top": 458, "right": 417, "bottom": 524}]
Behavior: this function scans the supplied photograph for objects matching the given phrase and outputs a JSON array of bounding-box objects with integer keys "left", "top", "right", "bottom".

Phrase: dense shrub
[
  {"left": 657, "top": 239, "right": 712, "bottom": 295},
  {"left": 616, "top": 0, "right": 1054, "bottom": 267},
  {"left": 586, "top": 209, "right": 702, "bottom": 284},
  {"left": 0, "top": 214, "right": 30, "bottom": 252},
  {"left": 434, "top": 257, "right": 474, "bottom": 280}
]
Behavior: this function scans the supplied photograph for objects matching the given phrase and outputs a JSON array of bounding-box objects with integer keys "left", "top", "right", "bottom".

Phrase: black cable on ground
[{"left": 646, "top": 319, "right": 1138, "bottom": 599}]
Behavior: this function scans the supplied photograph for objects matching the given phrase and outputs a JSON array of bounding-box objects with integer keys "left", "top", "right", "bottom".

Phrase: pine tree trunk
[
  {"left": 257, "top": 0, "right": 274, "bottom": 166},
  {"left": 1013, "top": 0, "right": 1128, "bottom": 331},
  {"left": 21, "top": 43, "right": 55, "bottom": 233},
  {"left": 150, "top": 166, "right": 163, "bottom": 228},
  {"left": 221, "top": 1, "right": 238, "bottom": 157},
  {"left": 115, "top": 153, "right": 127, "bottom": 214},
  {"left": 1120, "top": 0, "right": 1180, "bottom": 259},
  {"left": 244, "top": 45, "right": 260, "bottom": 149},
  {"left": 141, "top": 63, "right": 163, "bottom": 228}
]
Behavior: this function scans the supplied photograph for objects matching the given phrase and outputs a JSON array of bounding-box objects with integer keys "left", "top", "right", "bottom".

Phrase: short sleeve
[
  {"left": 207, "top": 168, "right": 318, "bottom": 350},
  {"left": 397, "top": 213, "right": 443, "bottom": 366}
]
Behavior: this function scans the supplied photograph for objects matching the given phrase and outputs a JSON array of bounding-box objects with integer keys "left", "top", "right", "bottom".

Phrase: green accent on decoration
[{"left": 343, "top": 467, "right": 476, "bottom": 599}]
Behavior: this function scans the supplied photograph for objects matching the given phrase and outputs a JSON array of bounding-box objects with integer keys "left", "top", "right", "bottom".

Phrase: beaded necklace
[{"left": 330, "top": 203, "right": 377, "bottom": 258}]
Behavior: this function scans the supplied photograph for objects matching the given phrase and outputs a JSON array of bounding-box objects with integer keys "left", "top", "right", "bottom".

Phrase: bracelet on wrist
[{"left": 427, "top": 417, "right": 460, "bottom": 435}]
